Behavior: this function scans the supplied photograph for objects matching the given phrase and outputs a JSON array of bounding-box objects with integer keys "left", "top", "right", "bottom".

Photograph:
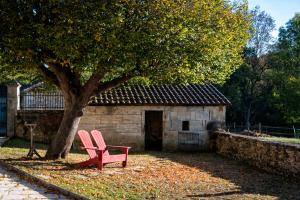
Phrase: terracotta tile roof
[{"left": 89, "top": 84, "right": 230, "bottom": 106}]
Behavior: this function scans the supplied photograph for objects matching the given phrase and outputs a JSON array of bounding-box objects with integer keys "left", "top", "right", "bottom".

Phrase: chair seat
[{"left": 103, "top": 154, "right": 127, "bottom": 164}]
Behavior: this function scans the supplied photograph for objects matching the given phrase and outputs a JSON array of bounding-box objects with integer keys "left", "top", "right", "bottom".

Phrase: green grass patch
[{"left": 261, "top": 137, "right": 300, "bottom": 144}]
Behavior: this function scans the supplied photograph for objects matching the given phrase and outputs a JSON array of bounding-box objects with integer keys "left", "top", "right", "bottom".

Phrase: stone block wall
[
  {"left": 15, "top": 111, "right": 63, "bottom": 144},
  {"left": 215, "top": 131, "right": 300, "bottom": 178},
  {"left": 78, "top": 105, "right": 226, "bottom": 151},
  {"left": 13, "top": 105, "right": 226, "bottom": 151}
]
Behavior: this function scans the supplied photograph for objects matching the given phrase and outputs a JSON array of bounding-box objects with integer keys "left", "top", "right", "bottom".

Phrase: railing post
[
  {"left": 6, "top": 80, "right": 21, "bottom": 137},
  {"left": 233, "top": 122, "right": 236, "bottom": 132},
  {"left": 293, "top": 125, "right": 296, "bottom": 138},
  {"left": 259, "top": 122, "right": 261, "bottom": 134}
]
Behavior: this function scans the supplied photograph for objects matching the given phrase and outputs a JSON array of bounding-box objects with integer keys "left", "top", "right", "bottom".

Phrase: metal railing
[
  {"left": 178, "top": 131, "right": 206, "bottom": 151},
  {"left": 20, "top": 92, "right": 64, "bottom": 110},
  {"left": 226, "top": 123, "right": 300, "bottom": 138}
]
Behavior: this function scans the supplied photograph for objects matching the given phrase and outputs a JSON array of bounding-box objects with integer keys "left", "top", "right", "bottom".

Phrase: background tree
[
  {"left": 268, "top": 13, "right": 300, "bottom": 125},
  {"left": 221, "top": 6, "right": 275, "bottom": 127},
  {"left": 0, "top": 0, "right": 250, "bottom": 159}
]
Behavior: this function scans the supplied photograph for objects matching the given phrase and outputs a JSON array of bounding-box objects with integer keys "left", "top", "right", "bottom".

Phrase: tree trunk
[
  {"left": 42, "top": 62, "right": 131, "bottom": 160},
  {"left": 45, "top": 102, "right": 84, "bottom": 159},
  {"left": 245, "top": 104, "right": 251, "bottom": 130}
]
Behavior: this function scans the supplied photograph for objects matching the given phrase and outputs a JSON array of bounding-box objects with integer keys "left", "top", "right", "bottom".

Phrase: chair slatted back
[
  {"left": 91, "top": 130, "right": 109, "bottom": 156},
  {"left": 78, "top": 130, "right": 97, "bottom": 158}
]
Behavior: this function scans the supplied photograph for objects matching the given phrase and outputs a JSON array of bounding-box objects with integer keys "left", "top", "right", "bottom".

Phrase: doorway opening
[{"left": 145, "top": 111, "right": 163, "bottom": 151}]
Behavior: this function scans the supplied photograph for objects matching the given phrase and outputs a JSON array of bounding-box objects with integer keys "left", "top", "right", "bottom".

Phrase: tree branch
[
  {"left": 38, "top": 63, "right": 60, "bottom": 87},
  {"left": 96, "top": 74, "right": 133, "bottom": 93},
  {"left": 79, "top": 70, "right": 105, "bottom": 104},
  {"left": 61, "top": 64, "right": 82, "bottom": 95},
  {"left": 47, "top": 62, "right": 73, "bottom": 100},
  {"left": 82, "top": 70, "right": 105, "bottom": 94},
  {"left": 94, "top": 66, "right": 141, "bottom": 96}
]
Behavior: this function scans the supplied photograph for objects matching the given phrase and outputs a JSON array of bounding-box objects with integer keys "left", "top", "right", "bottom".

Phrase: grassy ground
[
  {"left": 260, "top": 136, "right": 300, "bottom": 144},
  {"left": 0, "top": 138, "right": 299, "bottom": 200}
]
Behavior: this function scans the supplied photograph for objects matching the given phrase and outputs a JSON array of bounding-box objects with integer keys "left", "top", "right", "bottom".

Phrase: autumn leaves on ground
[{"left": 1, "top": 139, "right": 299, "bottom": 200}]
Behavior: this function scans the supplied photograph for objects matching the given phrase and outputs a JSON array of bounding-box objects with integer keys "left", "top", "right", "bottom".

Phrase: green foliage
[
  {"left": 0, "top": 53, "right": 38, "bottom": 84},
  {"left": 272, "top": 77, "right": 300, "bottom": 123},
  {"left": 261, "top": 136, "right": 300, "bottom": 144},
  {"left": 268, "top": 13, "right": 300, "bottom": 125},
  {"left": 221, "top": 7, "right": 275, "bottom": 125},
  {"left": 0, "top": 0, "right": 250, "bottom": 85},
  {"left": 223, "top": 12, "right": 300, "bottom": 126}
]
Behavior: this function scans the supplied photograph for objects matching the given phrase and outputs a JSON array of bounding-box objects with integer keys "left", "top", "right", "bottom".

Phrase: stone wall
[
  {"left": 78, "top": 105, "right": 226, "bottom": 151},
  {"left": 13, "top": 105, "right": 226, "bottom": 151},
  {"left": 215, "top": 131, "right": 300, "bottom": 178},
  {"left": 15, "top": 111, "right": 63, "bottom": 144}
]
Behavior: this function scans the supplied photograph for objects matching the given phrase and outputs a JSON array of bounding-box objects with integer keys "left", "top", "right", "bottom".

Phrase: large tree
[
  {"left": 269, "top": 13, "right": 300, "bottom": 124},
  {"left": 0, "top": 0, "right": 250, "bottom": 159}
]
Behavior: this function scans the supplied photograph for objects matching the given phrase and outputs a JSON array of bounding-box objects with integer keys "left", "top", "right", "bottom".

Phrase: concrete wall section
[{"left": 78, "top": 105, "right": 226, "bottom": 151}]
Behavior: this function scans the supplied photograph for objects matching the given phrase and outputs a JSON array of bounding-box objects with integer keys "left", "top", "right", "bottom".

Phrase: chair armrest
[
  {"left": 106, "top": 145, "right": 131, "bottom": 149},
  {"left": 80, "top": 146, "right": 99, "bottom": 150}
]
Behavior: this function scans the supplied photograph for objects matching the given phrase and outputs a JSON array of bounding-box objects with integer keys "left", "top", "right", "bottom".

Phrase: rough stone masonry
[{"left": 215, "top": 131, "right": 300, "bottom": 178}]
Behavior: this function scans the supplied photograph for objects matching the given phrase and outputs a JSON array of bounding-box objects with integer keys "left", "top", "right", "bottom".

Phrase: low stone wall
[
  {"left": 15, "top": 111, "right": 63, "bottom": 144},
  {"left": 215, "top": 131, "right": 300, "bottom": 178}
]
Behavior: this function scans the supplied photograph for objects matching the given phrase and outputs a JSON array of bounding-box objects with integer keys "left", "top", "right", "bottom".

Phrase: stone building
[
  {"left": 78, "top": 84, "right": 230, "bottom": 151},
  {"left": 5, "top": 82, "right": 230, "bottom": 151}
]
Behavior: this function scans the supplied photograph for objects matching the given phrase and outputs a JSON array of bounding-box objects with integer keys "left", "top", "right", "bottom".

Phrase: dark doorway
[
  {"left": 0, "top": 86, "right": 7, "bottom": 137},
  {"left": 145, "top": 111, "right": 163, "bottom": 151}
]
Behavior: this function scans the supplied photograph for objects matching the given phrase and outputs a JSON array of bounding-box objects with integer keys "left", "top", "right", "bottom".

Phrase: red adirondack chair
[
  {"left": 77, "top": 130, "right": 102, "bottom": 169},
  {"left": 91, "top": 130, "right": 130, "bottom": 170}
]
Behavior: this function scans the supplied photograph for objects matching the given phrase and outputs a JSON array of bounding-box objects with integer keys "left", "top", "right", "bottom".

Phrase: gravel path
[{"left": 0, "top": 166, "right": 69, "bottom": 200}]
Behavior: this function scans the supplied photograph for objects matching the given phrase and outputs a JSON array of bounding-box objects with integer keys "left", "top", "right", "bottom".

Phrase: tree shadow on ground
[
  {"left": 2, "top": 137, "right": 48, "bottom": 150},
  {"left": 148, "top": 151, "right": 300, "bottom": 200},
  {"left": 2, "top": 158, "right": 74, "bottom": 169},
  {"left": 2, "top": 137, "right": 87, "bottom": 155}
]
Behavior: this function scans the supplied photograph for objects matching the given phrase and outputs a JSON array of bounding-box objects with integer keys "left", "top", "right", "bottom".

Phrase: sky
[{"left": 248, "top": 0, "right": 300, "bottom": 37}]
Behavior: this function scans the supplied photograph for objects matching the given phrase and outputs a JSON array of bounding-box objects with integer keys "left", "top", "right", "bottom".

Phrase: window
[{"left": 182, "top": 121, "right": 190, "bottom": 131}]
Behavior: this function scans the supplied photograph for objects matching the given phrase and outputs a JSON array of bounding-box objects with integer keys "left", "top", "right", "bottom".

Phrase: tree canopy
[
  {"left": 270, "top": 13, "right": 300, "bottom": 124},
  {"left": 1, "top": 0, "right": 250, "bottom": 85}
]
